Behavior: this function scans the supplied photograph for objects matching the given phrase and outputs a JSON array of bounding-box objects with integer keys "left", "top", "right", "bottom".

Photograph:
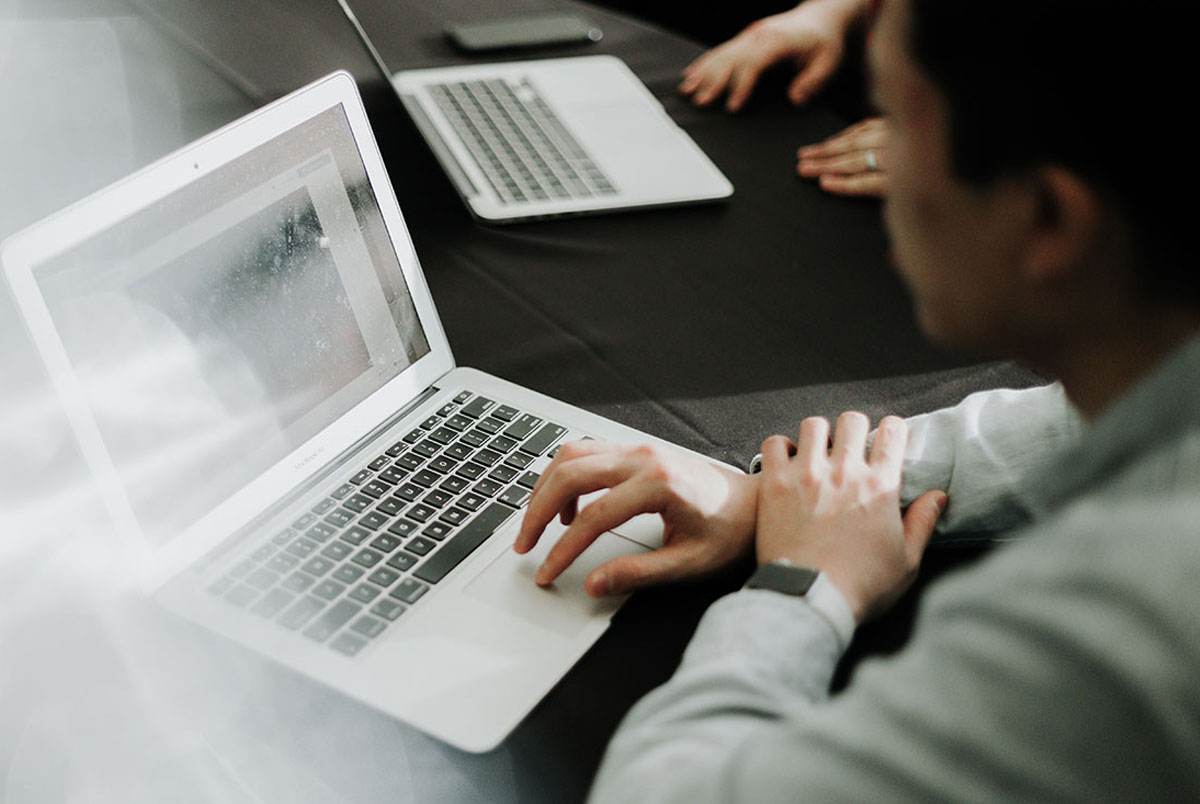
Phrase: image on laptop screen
[{"left": 32, "top": 105, "right": 430, "bottom": 547}]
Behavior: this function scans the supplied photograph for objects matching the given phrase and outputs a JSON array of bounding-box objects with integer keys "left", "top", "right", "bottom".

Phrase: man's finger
[
  {"left": 902, "top": 489, "right": 948, "bottom": 564},
  {"left": 585, "top": 539, "right": 718, "bottom": 597},
  {"left": 793, "top": 417, "right": 829, "bottom": 473},
  {"left": 534, "top": 481, "right": 662, "bottom": 586},
  {"left": 517, "top": 451, "right": 630, "bottom": 553},
  {"left": 868, "top": 415, "right": 908, "bottom": 475},
  {"left": 830, "top": 411, "right": 870, "bottom": 463}
]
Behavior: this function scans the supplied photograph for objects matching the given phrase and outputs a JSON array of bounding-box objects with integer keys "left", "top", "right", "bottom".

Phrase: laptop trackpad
[{"left": 463, "top": 525, "right": 647, "bottom": 638}]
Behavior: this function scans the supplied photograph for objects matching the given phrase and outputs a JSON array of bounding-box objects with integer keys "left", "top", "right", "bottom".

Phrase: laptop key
[
  {"left": 493, "top": 404, "right": 519, "bottom": 422},
  {"left": 292, "top": 512, "right": 318, "bottom": 530},
  {"left": 359, "top": 511, "right": 390, "bottom": 532},
  {"left": 312, "top": 580, "right": 347, "bottom": 601},
  {"left": 352, "top": 548, "right": 385, "bottom": 568},
  {"left": 225, "top": 585, "right": 258, "bottom": 606},
  {"left": 445, "top": 414, "right": 473, "bottom": 431},
  {"left": 424, "top": 521, "right": 453, "bottom": 541},
  {"left": 331, "top": 484, "right": 355, "bottom": 500},
  {"left": 429, "top": 426, "right": 458, "bottom": 445},
  {"left": 282, "top": 572, "right": 316, "bottom": 593},
  {"left": 379, "top": 466, "right": 409, "bottom": 485},
  {"left": 306, "top": 522, "right": 338, "bottom": 542},
  {"left": 499, "top": 486, "right": 531, "bottom": 508},
  {"left": 286, "top": 538, "right": 318, "bottom": 558},
  {"left": 277, "top": 595, "right": 326, "bottom": 629},
  {"left": 471, "top": 448, "right": 503, "bottom": 467},
  {"left": 396, "top": 482, "right": 424, "bottom": 501},
  {"left": 407, "top": 504, "right": 436, "bottom": 523},
  {"left": 461, "top": 396, "right": 495, "bottom": 419},
  {"left": 271, "top": 528, "right": 297, "bottom": 546},
  {"left": 350, "top": 615, "right": 387, "bottom": 639},
  {"left": 302, "top": 556, "right": 335, "bottom": 577},
  {"left": 350, "top": 469, "right": 372, "bottom": 485},
  {"left": 429, "top": 456, "right": 458, "bottom": 475},
  {"left": 460, "top": 429, "right": 490, "bottom": 448},
  {"left": 453, "top": 390, "right": 473, "bottom": 404},
  {"left": 349, "top": 583, "right": 381, "bottom": 603},
  {"left": 405, "top": 536, "right": 437, "bottom": 556},
  {"left": 504, "top": 452, "right": 534, "bottom": 470},
  {"left": 488, "top": 465, "right": 519, "bottom": 484},
  {"left": 343, "top": 494, "right": 369, "bottom": 513},
  {"left": 420, "top": 415, "right": 440, "bottom": 430},
  {"left": 475, "top": 417, "right": 504, "bottom": 435},
  {"left": 437, "top": 402, "right": 457, "bottom": 417},
  {"left": 251, "top": 543, "right": 275, "bottom": 561},
  {"left": 489, "top": 435, "right": 519, "bottom": 453},
  {"left": 519, "top": 423, "right": 567, "bottom": 456},
  {"left": 389, "top": 578, "right": 430, "bottom": 605},
  {"left": 362, "top": 480, "right": 392, "bottom": 499},
  {"left": 396, "top": 454, "right": 424, "bottom": 471},
  {"left": 370, "top": 533, "right": 402, "bottom": 552},
  {"left": 440, "top": 475, "right": 470, "bottom": 494},
  {"left": 458, "top": 492, "right": 486, "bottom": 511},
  {"left": 412, "top": 440, "right": 441, "bottom": 459},
  {"left": 503, "top": 413, "right": 543, "bottom": 440},
  {"left": 424, "top": 489, "right": 454, "bottom": 508},
  {"left": 332, "top": 564, "right": 365, "bottom": 584},
  {"left": 376, "top": 495, "right": 407, "bottom": 516},
  {"left": 412, "top": 469, "right": 441, "bottom": 487},
  {"left": 247, "top": 568, "right": 280, "bottom": 591},
  {"left": 368, "top": 455, "right": 391, "bottom": 471},
  {"left": 386, "top": 552, "right": 418, "bottom": 572},
  {"left": 402, "top": 427, "right": 425, "bottom": 444},
  {"left": 473, "top": 479, "right": 502, "bottom": 497},
  {"left": 371, "top": 598, "right": 406, "bottom": 621},
  {"left": 387, "top": 518, "right": 419, "bottom": 538},
  {"left": 323, "top": 509, "right": 354, "bottom": 528},
  {"left": 341, "top": 525, "right": 372, "bottom": 546},
  {"left": 415, "top": 503, "right": 515, "bottom": 584},
  {"left": 251, "top": 588, "right": 295, "bottom": 618},
  {"left": 330, "top": 633, "right": 369, "bottom": 657},
  {"left": 516, "top": 471, "right": 540, "bottom": 489},
  {"left": 367, "top": 567, "right": 401, "bottom": 587},
  {"left": 303, "top": 600, "right": 361, "bottom": 642},
  {"left": 321, "top": 542, "right": 353, "bottom": 561}
]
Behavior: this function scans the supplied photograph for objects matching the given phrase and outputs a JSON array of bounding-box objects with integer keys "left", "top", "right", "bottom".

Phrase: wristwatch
[{"left": 745, "top": 559, "right": 857, "bottom": 650}]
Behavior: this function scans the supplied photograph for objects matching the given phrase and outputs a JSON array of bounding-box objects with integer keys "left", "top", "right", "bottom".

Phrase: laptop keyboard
[
  {"left": 427, "top": 78, "right": 618, "bottom": 205},
  {"left": 206, "top": 390, "right": 569, "bottom": 657}
]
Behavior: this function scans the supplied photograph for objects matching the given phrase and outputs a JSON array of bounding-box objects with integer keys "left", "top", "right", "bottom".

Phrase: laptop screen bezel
[{"left": 2, "top": 70, "right": 455, "bottom": 591}]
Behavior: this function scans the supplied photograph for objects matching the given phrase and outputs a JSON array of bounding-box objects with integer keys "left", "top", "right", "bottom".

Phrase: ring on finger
[{"left": 864, "top": 148, "right": 879, "bottom": 173}]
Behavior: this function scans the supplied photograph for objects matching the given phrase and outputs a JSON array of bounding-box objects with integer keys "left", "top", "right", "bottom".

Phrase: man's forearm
[{"left": 588, "top": 590, "right": 842, "bottom": 804}]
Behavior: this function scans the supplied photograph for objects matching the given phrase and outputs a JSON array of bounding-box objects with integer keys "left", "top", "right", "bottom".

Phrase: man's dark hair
[{"left": 907, "top": 1, "right": 1192, "bottom": 304}]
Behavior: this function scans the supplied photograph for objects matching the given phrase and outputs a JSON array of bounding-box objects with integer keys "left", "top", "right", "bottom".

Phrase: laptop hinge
[{"left": 192, "top": 385, "right": 443, "bottom": 572}]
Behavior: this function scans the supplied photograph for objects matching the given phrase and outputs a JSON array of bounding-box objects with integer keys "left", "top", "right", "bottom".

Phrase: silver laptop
[
  {"left": 1, "top": 71, "right": 707, "bottom": 752},
  {"left": 335, "top": 0, "right": 733, "bottom": 223}
]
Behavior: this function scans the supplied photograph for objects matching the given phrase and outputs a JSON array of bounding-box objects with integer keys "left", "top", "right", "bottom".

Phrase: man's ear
[{"left": 1023, "top": 166, "right": 1108, "bottom": 287}]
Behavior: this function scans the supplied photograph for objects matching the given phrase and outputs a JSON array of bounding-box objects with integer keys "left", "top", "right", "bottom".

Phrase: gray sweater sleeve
[
  {"left": 587, "top": 500, "right": 1200, "bottom": 804},
  {"left": 899, "top": 383, "right": 1084, "bottom": 537}
]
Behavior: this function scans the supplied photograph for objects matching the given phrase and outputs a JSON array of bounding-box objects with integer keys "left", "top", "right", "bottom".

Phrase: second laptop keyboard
[{"left": 428, "top": 78, "right": 617, "bottom": 205}]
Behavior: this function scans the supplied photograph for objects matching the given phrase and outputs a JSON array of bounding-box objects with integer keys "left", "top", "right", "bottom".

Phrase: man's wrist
[{"left": 745, "top": 560, "right": 856, "bottom": 650}]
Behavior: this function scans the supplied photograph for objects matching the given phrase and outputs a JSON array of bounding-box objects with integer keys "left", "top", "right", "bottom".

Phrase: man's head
[{"left": 872, "top": 0, "right": 1195, "bottom": 366}]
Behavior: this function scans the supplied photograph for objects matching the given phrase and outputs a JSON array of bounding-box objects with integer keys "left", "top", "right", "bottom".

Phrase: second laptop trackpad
[{"left": 463, "top": 523, "right": 647, "bottom": 638}]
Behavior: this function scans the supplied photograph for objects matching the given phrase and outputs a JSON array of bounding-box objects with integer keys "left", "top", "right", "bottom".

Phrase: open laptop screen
[{"left": 32, "top": 104, "right": 430, "bottom": 547}]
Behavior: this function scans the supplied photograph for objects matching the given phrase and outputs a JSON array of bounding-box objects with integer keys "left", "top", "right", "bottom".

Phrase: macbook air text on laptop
[
  {"left": 335, "top": 0, "right": 733, "bottom": 223},
  {"left": 1, "top": 71, "right": 708, "bottom": 752}
]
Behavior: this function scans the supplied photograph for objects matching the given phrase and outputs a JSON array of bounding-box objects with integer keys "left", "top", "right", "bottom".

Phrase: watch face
[{"left": 746, "top": 562, "right": 820, "bottom": 597}]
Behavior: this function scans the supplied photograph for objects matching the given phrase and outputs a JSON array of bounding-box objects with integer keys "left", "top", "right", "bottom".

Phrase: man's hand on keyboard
[{"left": 514, "top": 441, "right": 757, "bottom": 597}]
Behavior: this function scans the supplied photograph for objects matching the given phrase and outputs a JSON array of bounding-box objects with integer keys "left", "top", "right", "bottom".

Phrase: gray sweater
[{"left": 588, "top": 336, "right": 1200, "bottom": 803}]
